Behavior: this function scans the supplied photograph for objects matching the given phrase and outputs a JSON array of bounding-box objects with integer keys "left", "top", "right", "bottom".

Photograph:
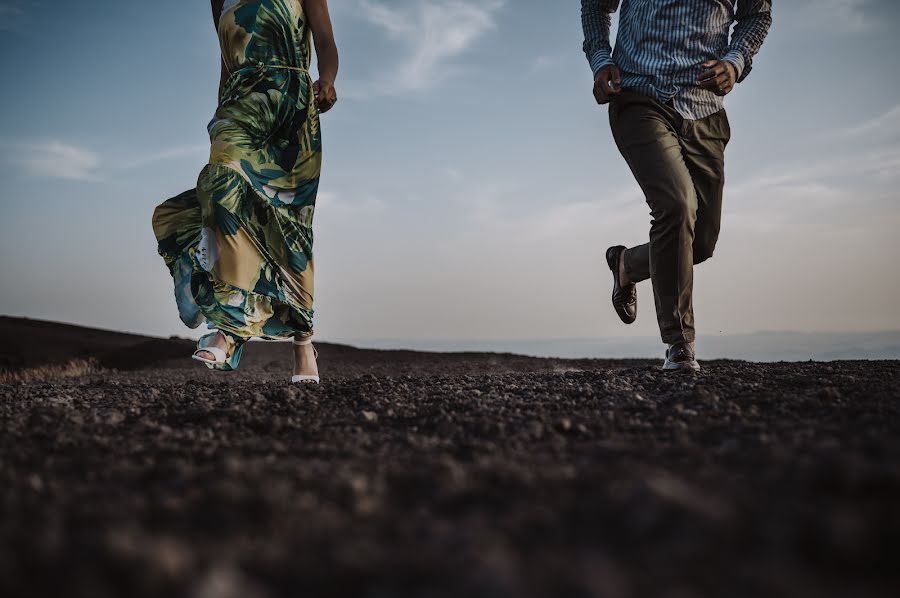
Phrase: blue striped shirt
[{"left": 582, "top": 0, "right": 772, "bottom": 120}]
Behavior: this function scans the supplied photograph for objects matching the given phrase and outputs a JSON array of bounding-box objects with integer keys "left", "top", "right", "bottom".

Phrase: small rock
[
  {"left": 362, "top": 411, "right": 378, "bottom": 423},
  {"left": 717, "top": 438, "right": 740, "bottom": 454},
  {"left": 435, "top": 419, "right": 455, "bottom": 436},
  {"left": 821, "top": 387, "right": 842, "bottom": 400},
  {"left": 349, "top": 475, "right": 368, "bottom": 493},
  {"left": 194, "top": 565, "right": 266, "bottom": 598},
  {"left": 693, "top": 384, "right": 719, "bottom": 404},
  {"left": 27, "top": 473, "right": 43, "bottom": 492},
  {"left": 276, "top": 387, "right": 297, "bottom": 401}
]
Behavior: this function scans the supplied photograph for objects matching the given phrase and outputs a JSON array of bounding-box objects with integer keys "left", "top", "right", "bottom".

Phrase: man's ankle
[
  {"left": 618, "top": 251, "right": 631, "bottom": 286},
  {"left": 669, "top": 340, "right": 695, "bottom": 352}
]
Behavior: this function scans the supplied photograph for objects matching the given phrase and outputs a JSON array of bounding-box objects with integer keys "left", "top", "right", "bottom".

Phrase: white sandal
[
  {"left": 192, "top": 332, "right": 228, "bottom": 369},
  {"left": 291, "top": 337, "right": 320, "bottom": 384},
  {"left": 192, "top": 345, "right": 227, "bottom": 369}
]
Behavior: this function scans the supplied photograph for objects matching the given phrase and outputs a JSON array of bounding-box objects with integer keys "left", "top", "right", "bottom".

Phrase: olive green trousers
[{"left": 609, "top": 90, "right": 731, "bottom": 344}]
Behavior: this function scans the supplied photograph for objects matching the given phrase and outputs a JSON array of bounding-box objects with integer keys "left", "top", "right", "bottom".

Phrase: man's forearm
[
  {"left": 726, "top": 0, "right": 773, "bottom": 82},
  {"left": 581, "top": 0, "right": 619, "bottom": 77}
]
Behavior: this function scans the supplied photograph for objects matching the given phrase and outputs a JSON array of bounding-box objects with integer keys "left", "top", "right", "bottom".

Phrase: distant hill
[
  {"left": 352, "top": 331, "right": 900, "bottom": 362},
  {"left": 0, "top": 316, "right": 649, "bottom": 378}
]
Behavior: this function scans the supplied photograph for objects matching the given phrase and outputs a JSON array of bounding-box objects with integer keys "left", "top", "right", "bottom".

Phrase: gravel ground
[{"left": 2, "top": 354, "right": 899, "bottom": 598}]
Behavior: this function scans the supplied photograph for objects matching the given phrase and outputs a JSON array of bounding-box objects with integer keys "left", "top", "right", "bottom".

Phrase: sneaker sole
[{"left": 663, "top": 359, "right": 701, "bottom": 372}]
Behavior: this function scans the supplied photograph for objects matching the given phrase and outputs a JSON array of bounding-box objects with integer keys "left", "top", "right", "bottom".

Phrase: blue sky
[{"left": 1, "top": 0, "right": 898, "bottom": 347}]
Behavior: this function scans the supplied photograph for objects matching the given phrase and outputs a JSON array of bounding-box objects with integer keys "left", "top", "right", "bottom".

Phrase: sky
[{"left": 0, "top": 0, "right": 899, "bottom": 350}]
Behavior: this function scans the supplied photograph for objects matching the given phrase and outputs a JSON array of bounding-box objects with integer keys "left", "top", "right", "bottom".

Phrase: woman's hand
[{"left": 314, "top": 79, "right": 337, "bottom": 113}]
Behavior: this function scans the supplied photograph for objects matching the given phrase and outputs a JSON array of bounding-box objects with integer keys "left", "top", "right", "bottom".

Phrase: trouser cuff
[{"left": 661, "top": 332, "right": 696, "bottom": 345}]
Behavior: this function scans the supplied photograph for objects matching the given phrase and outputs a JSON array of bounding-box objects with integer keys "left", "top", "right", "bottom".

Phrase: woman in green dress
[{"left": 152, "top": 0, "right": 338, "bottom": 382}]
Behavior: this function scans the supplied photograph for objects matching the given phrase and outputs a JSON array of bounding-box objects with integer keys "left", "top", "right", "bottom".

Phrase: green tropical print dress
[{"left": 152, "top": 0, "right": 321, "bottom": 371}]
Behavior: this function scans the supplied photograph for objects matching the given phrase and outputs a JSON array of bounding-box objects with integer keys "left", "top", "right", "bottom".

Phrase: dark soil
[{"left": 1, "top": 318, "right": 899, "bottom": 598}]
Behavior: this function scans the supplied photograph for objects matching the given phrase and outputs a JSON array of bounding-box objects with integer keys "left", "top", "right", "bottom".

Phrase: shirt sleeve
[
  {"left": 581, "top": 0, "right": 620, "bottom": 77},
  {"left": 723, "top": 0, "right": 773, "bottom": 83}
]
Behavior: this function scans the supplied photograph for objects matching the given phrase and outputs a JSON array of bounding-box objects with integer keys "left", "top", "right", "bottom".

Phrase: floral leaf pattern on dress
[{"left": 152, "top": 0, "right": 320, "bottom": 371}]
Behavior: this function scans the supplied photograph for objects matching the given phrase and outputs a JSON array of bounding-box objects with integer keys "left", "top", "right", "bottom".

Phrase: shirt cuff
[
  {"left": 589, "top": 50, "right": 615, "bottom": 78},
  {"left": 721, "top": 50, "right": 746, "bottom": 82}
]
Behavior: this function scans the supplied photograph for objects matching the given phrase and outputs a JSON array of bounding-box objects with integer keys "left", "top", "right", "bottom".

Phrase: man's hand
[
  {"left": 593, "top": 64, "right": 622, "bottom": 105},
  {"left": 313, "top": 79, "right": 337, "bottom": 113},
  {"left": 698, "top": 60, "right": 737, "bottom": 96}
]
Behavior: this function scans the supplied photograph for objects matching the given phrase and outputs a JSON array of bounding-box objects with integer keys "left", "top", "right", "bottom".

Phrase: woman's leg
[
  {"left": 192, "top": 163, "right": 317, "bottom": 373},
  {"left": 292, "top": 333, "right": 319, "bottom": 379}
]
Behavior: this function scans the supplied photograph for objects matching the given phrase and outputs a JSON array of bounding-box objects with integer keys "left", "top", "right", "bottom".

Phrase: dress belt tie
[
  {"left": 260, "top": 64, "right": 309, "bottom": 73},
  {"left": 230, "top": 61, "right": 309, "bottom": 74},
  {"left": 220, "top": 62, "right": 310, "bottom": 103}
]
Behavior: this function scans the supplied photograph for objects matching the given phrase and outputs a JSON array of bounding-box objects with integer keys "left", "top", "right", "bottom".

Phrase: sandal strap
[{"left": 194, "top": 346, "right": 227, "bottom": 363}]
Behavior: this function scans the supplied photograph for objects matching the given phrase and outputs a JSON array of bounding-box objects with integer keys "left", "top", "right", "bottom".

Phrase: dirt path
[{"left": 2, "top": 360, "right": 899, "bottom": 598}]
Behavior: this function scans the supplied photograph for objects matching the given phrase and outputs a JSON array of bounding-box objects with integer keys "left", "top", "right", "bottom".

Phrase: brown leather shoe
[{"left": 606, "top": 246, "right": 637, "bottom": 324}]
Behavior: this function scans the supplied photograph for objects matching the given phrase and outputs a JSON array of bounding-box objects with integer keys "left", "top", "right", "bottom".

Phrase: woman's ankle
[{"left": 210, "top": 331, "right": 227, "bottom": 348}]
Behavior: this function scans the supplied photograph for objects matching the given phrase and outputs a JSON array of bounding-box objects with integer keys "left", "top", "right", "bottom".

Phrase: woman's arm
[
  {"left": 210, "top": 0, "right": 228, "bottom": 101},
  {"left": 304, "top": 0, "right": 339, "bottom": 113}
]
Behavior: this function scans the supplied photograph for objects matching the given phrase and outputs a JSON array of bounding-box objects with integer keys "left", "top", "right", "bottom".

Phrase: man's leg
[
  {"left": 609, "top": 94, "right": 699, "bottom": 344},
  {"left": 680, "top": 109, "right": 730, "bottom": 265}
]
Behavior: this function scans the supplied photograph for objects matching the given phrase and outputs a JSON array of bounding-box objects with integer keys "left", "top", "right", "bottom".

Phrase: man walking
[{"left": 582, "top": 1, "right": 772, "bottom": 371}]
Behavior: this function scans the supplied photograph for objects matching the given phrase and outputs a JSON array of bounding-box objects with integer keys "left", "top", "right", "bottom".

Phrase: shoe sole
[
  {"left": 191, "top": 354, "right": 219, "bottom": 370},
  {"left": 663, "top": 359, "right": 701, "bottom": 372},
  {"left": 606, "top": 247, "right": 636, "bottom": 325}
]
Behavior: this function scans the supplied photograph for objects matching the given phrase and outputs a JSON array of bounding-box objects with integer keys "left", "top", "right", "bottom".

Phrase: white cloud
[
  {"left": 435, "top": 176, "right": 642, "bottom": 247},
  {"left": 532, "top": 55, "right": 557, "bottom": 73},
  {"left": 5, "top": 140, "right": 212, "bottom": 182},
  {"left": 19, "top": 141, "right": 102, "bottom": 182},
  {"left": 121, "top": 144, "right": 209, "bottom": 169},
  {"left": 729, "top": 146, "right": 900, "bottom": 195},
  {"left": 317, "top": 190, "right": 386, "bottom": 214},
  {"left": 723, "top": 143, "right": 900, "bottom": 234},
  {"left": 839, "top": 104, "right": 900, "bottom": 137},
  {"left": 353, "top": 0, "right": 504, "bottom": 96}
]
